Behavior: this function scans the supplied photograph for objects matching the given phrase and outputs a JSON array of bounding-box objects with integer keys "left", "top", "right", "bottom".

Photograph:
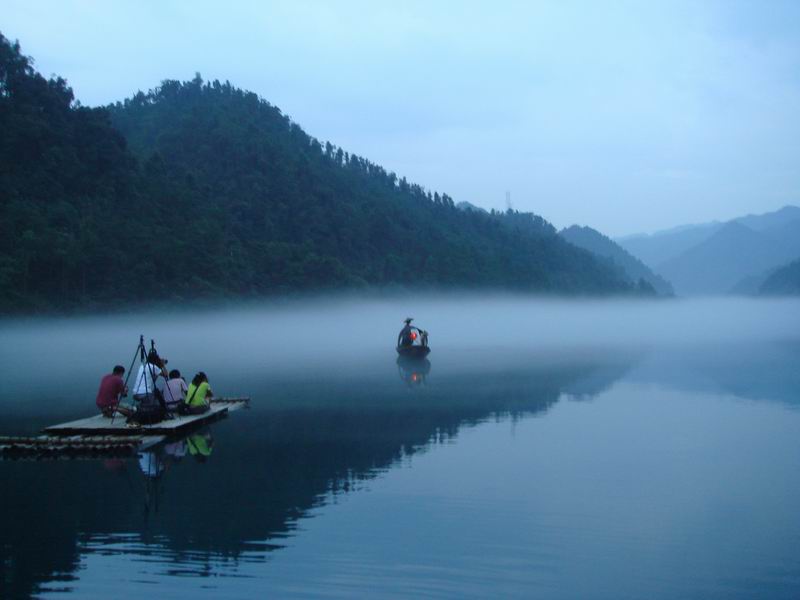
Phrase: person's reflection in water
[
  {"left": 102, "top": 458, "right": 127, "bottom": 473},
  {"left": 138, "top": 450, "right": 166, "bottom": 478},
  {"left": 138, "top": 448, "right": 167, "bottom": 516},
  {"left": 163, "top": 438, "right": 187, "bottom": 463},
  {"left": 132, "top": 429, "right": 216, "bottom": 518},
  {"left": 396, "top": 357, "right": 431, "bottom": 387},
  {"left": 186, "top": 429, "right": 214, "bottom": 463}
]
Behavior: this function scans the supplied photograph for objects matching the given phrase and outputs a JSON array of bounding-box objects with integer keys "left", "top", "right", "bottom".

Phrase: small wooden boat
[{"left": 396, "top": 345, "right": 431, "bottom": 359}]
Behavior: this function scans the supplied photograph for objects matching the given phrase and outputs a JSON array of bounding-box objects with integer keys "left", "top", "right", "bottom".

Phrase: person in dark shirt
[
  {"left": 397, "top": 318, "right": 424, "bottom": 347},
  {"left": 96, "top": 365, "right": 132, "bottom": 417}
]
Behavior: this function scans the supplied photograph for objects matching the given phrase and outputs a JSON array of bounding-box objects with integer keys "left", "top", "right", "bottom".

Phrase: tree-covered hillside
[
  {"left": 107, "top": 75, "right": 633, "bottom": 295},
  {"left": 0, "top": 33, "right": 632, "bottom": 312},
  {"left": 0, "top": 33, "right": 148, "bottom": 310}
]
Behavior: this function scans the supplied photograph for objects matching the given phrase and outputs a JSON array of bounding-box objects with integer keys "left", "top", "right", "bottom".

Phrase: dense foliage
[
  {"left": 0, "top": 34, "right": 143, "bottom": 310},
  {"left": 0, "top": 33, "right": 631, "bottom": 312}
]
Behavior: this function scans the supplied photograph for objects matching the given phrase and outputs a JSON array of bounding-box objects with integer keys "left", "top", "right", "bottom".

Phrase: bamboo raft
[
  {"left": 0, "top": 434, "right": 165, "bottom": 459},
  {"left": 44, "top": 397, "right": 249, "bottom": 436},
  {"left": 1, "top": 397, "right": 249, "bottom": 458}
]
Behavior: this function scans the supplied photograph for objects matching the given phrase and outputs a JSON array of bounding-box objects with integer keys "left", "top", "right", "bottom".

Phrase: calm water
[{"left": 1, "top": 297, "right": 799, "bottom": 599}]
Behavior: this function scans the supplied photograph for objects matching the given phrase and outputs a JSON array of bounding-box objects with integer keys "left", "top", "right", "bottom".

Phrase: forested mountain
[
  {"left": 0, "top": 34, "right": 147, "bottom": 310},
  {"left": 759, "top": 259, "right": 800, "bottom": 296},
  {"left": 0, "top": 33, "right": 634, "bottom": 312},
  {"left": 106, "top": 77, "right": 633, "bottom": 298},
  {"left": 559, "top": 226, "right": 673, "bottom": 295}
]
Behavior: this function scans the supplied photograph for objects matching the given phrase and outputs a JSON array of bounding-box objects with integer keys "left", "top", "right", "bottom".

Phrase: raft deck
[{"left": 43, "top": 397, "right": 249, "bottom": 436}]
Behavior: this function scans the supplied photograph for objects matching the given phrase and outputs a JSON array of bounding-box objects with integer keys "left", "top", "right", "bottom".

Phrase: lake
[{"left": 1, "top": 296, "right": 799, "bottom": 599}]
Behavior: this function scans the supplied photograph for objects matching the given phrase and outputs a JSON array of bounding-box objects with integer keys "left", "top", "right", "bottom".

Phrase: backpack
[
  {"left": 128, "top": 391, "right": 166, "bottom": 425},
  {"left": 135, "top": 401, "right": 166, "bottom": 424}
]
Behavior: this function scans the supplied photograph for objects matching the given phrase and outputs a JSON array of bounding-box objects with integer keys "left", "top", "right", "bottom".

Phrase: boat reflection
[{"left": 396, "top": 356, "right": 431, "bottom": 386}]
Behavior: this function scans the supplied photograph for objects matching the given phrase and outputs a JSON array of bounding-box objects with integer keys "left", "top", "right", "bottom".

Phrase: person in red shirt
[{"left": 96, "top": 365, "right": 132, "bottom": 417}]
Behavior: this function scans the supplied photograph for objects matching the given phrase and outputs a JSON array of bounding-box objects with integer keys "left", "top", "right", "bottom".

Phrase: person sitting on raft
[
  {"left": 95, "top": 365, "right": 132, "bottom": 417},
  {"left": 132, "top": 350, "right": 169, "bottom": 419},
  {"left": 397, "top": 318, "right": 425, "bottom": 347},
  {"left": 184, "top": 372, "right": 213, "bottom": 415},
  {"left": 161, "top": 369, "right": 188, "bottom": 413}
]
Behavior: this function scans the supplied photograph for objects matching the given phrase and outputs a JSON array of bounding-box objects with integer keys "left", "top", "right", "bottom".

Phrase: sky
[{"left": 4, "top": 0, "right": 800, "bottom": 236}]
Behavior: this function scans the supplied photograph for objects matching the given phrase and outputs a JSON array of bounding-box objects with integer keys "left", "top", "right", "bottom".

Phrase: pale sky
[{"left": 4, "top": 0, "right": 800, "bottom": 236}]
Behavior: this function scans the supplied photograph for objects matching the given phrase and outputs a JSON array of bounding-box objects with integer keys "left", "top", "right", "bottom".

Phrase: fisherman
[
  {"left": 397, "top": 318, "right": 424, "bottom": 347},
  {"left": 132, "top": 349, "right": 169, "bottom": 422},
  {"left": 184, "top": 372, "right": 213, "bottom": 415},
  {"left": 95, "top": 365, "right": 133, "bottom": 417},
  {"left": 161, "top": 369, "right": 188, "bottom": 413}
]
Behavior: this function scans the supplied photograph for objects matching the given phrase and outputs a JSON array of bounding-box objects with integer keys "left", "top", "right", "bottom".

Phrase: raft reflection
[{"left": 0, "top": 349, "right": 634, "bottom": 598}]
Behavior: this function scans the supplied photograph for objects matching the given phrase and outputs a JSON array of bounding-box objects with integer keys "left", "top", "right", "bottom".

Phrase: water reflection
[
  {"left": 134, "top": 429, "right": 216, "bottom": 517},
  {"left": 2, "top": 334, "right": 799, "bottom": 598},
  {"left": 1, "top": 296, "right": 798, "bottom": 599},
  {"left": 396, "top": 357, "right": 431, "bottom": 386},
  {"left": 0, "top": 349, "right": 633, "bottom": 598},
  {"left": 628, "top": 341, "right": 800, "bottom": 407}
]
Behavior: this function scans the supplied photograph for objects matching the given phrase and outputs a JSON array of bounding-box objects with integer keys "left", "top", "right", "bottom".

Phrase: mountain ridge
[
  {"left": 657, "top": 221, "right": 794, "bottom": 295},
  {"left": 617, "top": 205, "right": 800, "bottom": 296},
  {"left": 0, "top": 33, "right": 634, "bottom": 312},
  {"left": 759, "top": 258, "right": 800, "bottom": 296},
  {"left": 559, "top": 225, "right": 673, "bottom": 295}
]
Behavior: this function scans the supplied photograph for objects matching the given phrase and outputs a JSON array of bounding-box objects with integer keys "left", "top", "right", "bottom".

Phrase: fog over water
[
  {"left": 2, "top": 296, "right": 800, "bottom": 599},
  {"left": 1, "top": 295, "right": 797, "bottom": 417},
  {"left": 2, "top": 295, "right": 797, "bottom": 374}
]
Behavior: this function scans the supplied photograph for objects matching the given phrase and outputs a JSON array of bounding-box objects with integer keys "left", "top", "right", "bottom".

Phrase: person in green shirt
[{"left": 184, "top": 372, "right": 213, "bottom": 415}]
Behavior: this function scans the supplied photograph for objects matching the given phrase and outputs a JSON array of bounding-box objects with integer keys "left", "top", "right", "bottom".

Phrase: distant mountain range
[
  {"left": 617, "top": 206, "right": 800, "bottom": 296},
  {"left": 617, "top": 221, "right": 724, "bottom": 269},
  {"left": 559, "top": 226, "right": 673, "bottom": 295}
]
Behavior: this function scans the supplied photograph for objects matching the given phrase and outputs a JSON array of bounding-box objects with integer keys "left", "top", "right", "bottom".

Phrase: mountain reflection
[
  {"left": 629, "top": 341, "right": 800, "bottom": 407},
  {"left": 0, "top": 350, "right": 633, "bottom": 599}
]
